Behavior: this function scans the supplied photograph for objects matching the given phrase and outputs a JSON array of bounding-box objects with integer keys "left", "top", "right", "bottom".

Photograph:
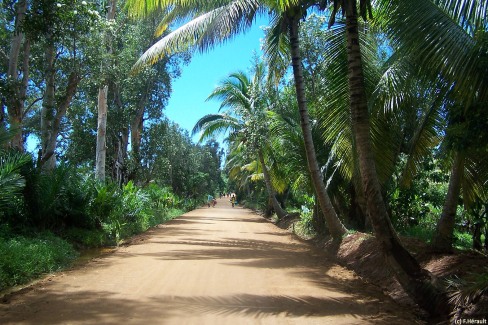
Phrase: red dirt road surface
[{"left": 0, "top": 198, "right": 421, "bottom": 324}]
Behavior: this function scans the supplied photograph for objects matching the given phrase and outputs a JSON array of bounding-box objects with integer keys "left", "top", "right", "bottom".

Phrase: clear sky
[{"left": 164, "top": 16, "right": 269, "bottom": 141}]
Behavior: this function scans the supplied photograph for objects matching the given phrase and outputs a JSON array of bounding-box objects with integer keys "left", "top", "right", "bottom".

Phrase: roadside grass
[{"left": 0, "top": 231, "right": 78, "bottom": 291}]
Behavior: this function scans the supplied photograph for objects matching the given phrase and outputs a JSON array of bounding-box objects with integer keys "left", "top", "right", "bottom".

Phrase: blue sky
[{"left": 164, "top": 16, "right": 269, "bottom": 141}]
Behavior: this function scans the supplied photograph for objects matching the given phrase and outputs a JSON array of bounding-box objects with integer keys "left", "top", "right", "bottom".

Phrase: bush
[
  {"left": 62, "top": 227, "right": 109, "bottom": 248},
  {"left": 296, "top": 205, "right": 315, "bottom": 236},
  {"left": 454, "top": 230, "right": 473, "bottom": 250}
]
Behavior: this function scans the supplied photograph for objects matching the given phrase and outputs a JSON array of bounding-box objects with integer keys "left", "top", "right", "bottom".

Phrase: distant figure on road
[
  {"left": 207, "top": 194, "right": 214, "bottom": 208},
  {"left": 230, "top": 193, "right": 236, "bottom": 208}
]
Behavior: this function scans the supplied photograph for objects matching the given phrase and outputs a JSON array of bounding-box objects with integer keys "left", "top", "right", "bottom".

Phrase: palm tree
[
  {"left": 125, "top": 0, "right": 453, "bottom": 315},
  {"left": 376, "top": 0, "right": 488, "bottom": 253},
  {"left": 192, "top": 66, "right": 288, "bottom": 218},
  {"left": 127, "top": 0, "right": 347, "bottom": 239},
  {"left": 267, "top": 89, "right": 347, "bottom": 233},
  {"left": 323, "top": 0, "right": 455, "bottom": 315}
]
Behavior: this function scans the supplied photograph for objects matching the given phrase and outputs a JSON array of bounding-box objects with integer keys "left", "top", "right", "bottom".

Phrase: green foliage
[
  {"left": 62, "top": 228, "right": 108, "bottom": 248},
  {"left": 296, "top": 203, "right": 316, "bottom": 237},
  {"left": 141, "top": 120, "right": 224, "bottom": 198},
  {"left": 453, "top": 230, "right": 474, "bottom": 250},
  {"left": 0, "top": 150, "right": 31, "bottom": 219},
  {"left": 89, "top": 180, "right": 180, "bottom": 245},
  {"left": 0, "top": 231, "right": 77, "bottom": 290},
  {"left": 389, "top": 154, "right": 449, "bottom": 232},
  {"left": 0, "top": 163, "right": 190, "bottom": 289}
]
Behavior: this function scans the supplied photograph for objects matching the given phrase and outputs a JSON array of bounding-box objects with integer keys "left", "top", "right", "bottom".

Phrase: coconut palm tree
[
  {"left": 125, "top": 0, "right": 455, "bottom": 315},
  {"left": 127, "top": 0, "right": 348, "bottom": 239},
  {"left": 192, "top": 65, "right": 288, "bottom": 218},
  {"left": 375, "top": 0, "right": 488, "bottom": 254},
  {"left": 267, "top": 89, "right": 349, "bottom": 233}
]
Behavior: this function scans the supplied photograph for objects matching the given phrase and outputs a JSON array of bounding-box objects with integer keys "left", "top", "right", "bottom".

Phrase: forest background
[{"left": 1, "top": 0, "right": 487, "bottom": 319}]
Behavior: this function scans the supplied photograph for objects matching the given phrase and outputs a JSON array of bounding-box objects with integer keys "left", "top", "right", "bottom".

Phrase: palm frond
[
  {"left": 131, "top": 0, "right": 262, "bottom": 73},
  {"left": 0, "top": 150, "right": 31, "bottom": 212},
  {"left": 400, "top": 91, "right": 445, "bottom": 187},
  {"left": 263, "top": 13, "right": 290, "bottom": 84},
  {"left": 432, "top": 0, "right": 488, "bottom": 32},
  {"left": 192, "top": 113, "right": 240, "bottom": 142},
  {"left": 153, "top": 1, "right": 234, "bottom": 36},
  {"left": 376, "top": 0, "right": 488, "bottom": 105},
  {"left": 462, "top": 154, "right": 488, "bottom": 209},
  {"left": 206, "top": 71, "right": 252, "bottom": 110},
  {"left": 126, "top": 0, "right": 231, "bottom": 19},
  {"left": 447, "top": 268, "right": 488, "bottom": 310}
]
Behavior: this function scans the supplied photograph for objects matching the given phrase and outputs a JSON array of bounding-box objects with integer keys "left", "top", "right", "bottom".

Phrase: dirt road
[{"left": 0, "top": 199, "right": 421, "bottom": 324}]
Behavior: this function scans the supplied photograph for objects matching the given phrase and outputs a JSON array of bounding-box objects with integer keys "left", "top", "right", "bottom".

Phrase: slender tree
[
  {"left": 193, "top": 66, "right": 288, "bottom": 218},
  {"left": 325, "top": 0, "right": 452, "bottom": 315},
  {"left": 34, "top": 0, "right": 82, "bottom": 169},
  {"left": 96, "top": 0, "right": 117, "bottom": 181}
]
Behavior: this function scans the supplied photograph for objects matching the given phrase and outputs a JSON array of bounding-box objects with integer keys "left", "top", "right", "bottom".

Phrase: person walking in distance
[
  {"left": 207, "top": 194, "right": 214, "bottom": 207},
  {"left": 230, "top": 193, "right": 236, "bottom": 208}
]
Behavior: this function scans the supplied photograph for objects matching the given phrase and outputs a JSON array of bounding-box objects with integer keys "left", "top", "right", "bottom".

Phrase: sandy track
[{"left": 0, "top": 198, "right": 421, "bottom": 324}]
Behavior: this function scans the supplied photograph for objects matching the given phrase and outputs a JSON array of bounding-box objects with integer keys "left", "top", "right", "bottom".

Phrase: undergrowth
[{"left": 0, "top": 231, "right": 78, "bottom": 291}]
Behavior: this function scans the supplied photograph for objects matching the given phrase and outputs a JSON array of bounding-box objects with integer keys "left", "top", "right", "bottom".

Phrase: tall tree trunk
[
  {"left": 41, "top": 36, "right": 56, "bottom": 170},
  {"left": 96, "top": 85, "right": 108, "bottom": 181},
  {"left": 112, "top": 85, "right": 128, "bottom": 185},
  {"left": 289, "top": 17, "right": 347, "bottom": 240},
  {"left": 129, "top": 93, "right": 147, "bottom": 177},
  {"left": 6, "top": 0, "right": 29, "bottom": 150},
  {"left": 431, "top": 152, "right": 464, "bottom": 253},
  {"left": 344, "top": 0, "right": 449, "bottom": 316},
  {"left": 39, "top": 71, "right": 81, "bottom": 169},
  {"left": 129, "top": 72, "right": 156, "bottom": 181},
  {"left": 347, "top": 183, "right": 367, "bottom": 230},
  {"left": 258, "top": 149, "right": 287, "bottom": 219},
  {"left": 115, "top": 127, "right": 129, "bottom": 186},
  {"left": 95, "top": 0, "right": 117, "bottom": 182}
]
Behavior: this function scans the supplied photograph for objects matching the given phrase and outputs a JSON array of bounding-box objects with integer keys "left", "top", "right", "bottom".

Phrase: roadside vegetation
[
  {"left": 1, "top": 0, "right": 225, "bottom": 292},
  {"left": 0, "top": 139, "right": 223, "bottom": 291},
  {"left": 2, "top": 0, "right": 487, "bottom": 322}
]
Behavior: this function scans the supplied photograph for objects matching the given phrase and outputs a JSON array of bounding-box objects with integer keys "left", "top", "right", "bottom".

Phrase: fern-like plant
[
  {"left": 0, "top": 128, "right": 32, "bottom": 218},
  {"left": 447, "top": 268, "right": 488, "bottom": 311}
]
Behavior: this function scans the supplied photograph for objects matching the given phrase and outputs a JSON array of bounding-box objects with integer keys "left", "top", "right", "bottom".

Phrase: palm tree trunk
[
  {"left": 289, "top": 17, "right": 347, "bottom": 240},
  {"left": 431, "top": 151, "right": 464, "bottom": 253},
  {"left": 344, "top": 0, "right": 449, "bottom": 316},
  {"left": 258, "top": 149, "right": 287, "bottom": 219}
]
